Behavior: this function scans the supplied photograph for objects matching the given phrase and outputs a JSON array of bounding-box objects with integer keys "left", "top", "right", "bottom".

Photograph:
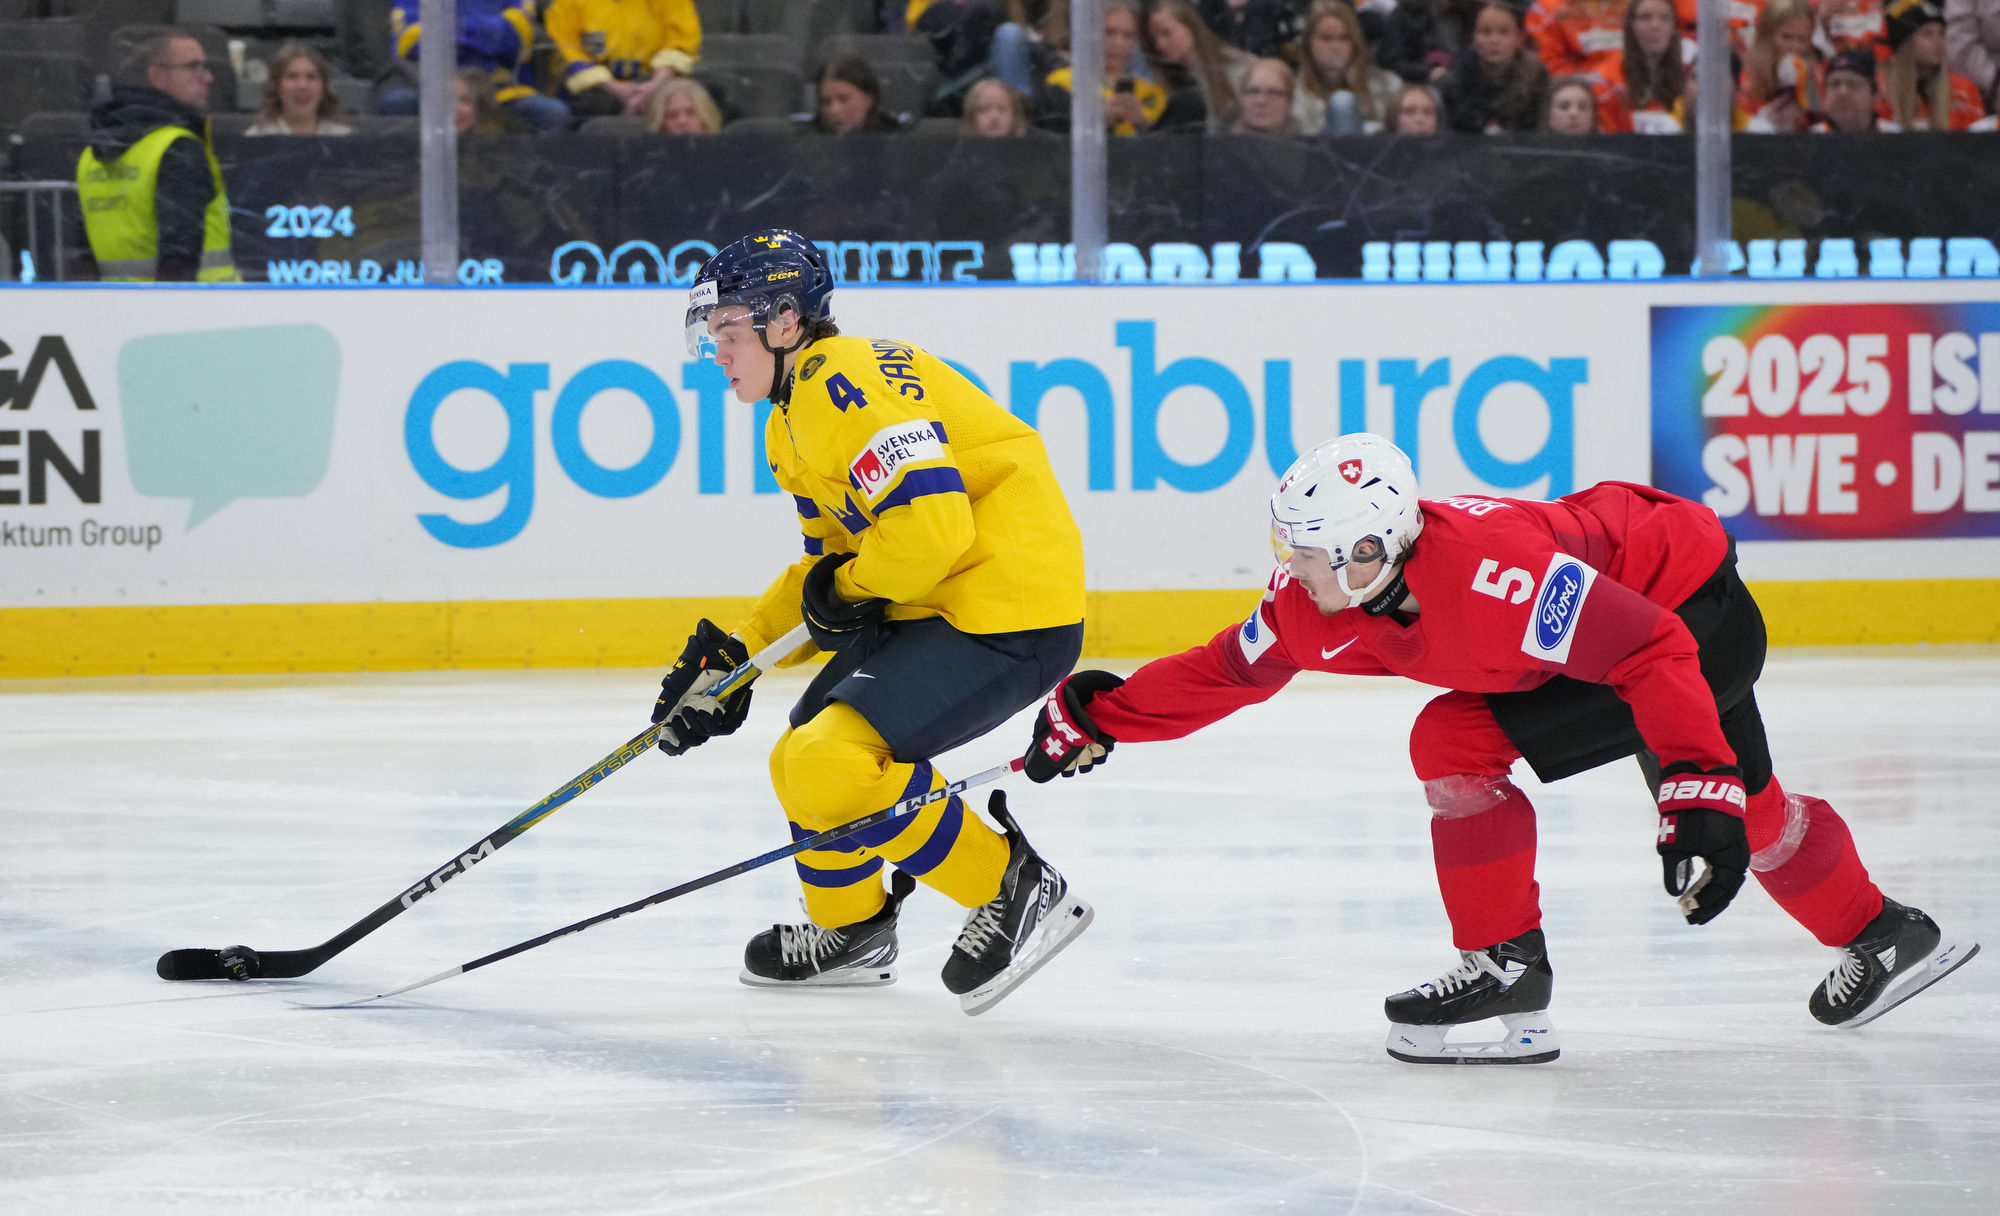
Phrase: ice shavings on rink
[{"left": 2, "top": 653, "right": 1997, "bottom": 1214}]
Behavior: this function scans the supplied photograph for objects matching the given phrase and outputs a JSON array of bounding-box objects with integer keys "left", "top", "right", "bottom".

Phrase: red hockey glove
[
  {"left": 1655, "top": 765, "right": 1750, "bottom": 926},
  {"left": 1024, "top": 670, "right": 1125, "bottom": 783}
]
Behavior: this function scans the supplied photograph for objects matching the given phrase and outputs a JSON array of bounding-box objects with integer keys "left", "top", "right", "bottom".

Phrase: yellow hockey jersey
[
  {"left": 543, "top": 0, "right": 701, "bottom": 92},
  {"left": 733, "top": 335, "right": 1086, "bottom": 662}
]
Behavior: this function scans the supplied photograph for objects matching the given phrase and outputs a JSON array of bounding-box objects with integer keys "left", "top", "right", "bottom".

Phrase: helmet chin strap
[
  {"left": 757, "top": 315, "right": 807, "bottom": 405},
  {"left": 1335, "top": 559, "right": 1398, "bottom": 606}
]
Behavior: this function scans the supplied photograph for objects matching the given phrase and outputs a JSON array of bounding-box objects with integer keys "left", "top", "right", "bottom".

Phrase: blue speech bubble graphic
[{"left": 116, "top": 324, "right": 341, "bottom": 527}]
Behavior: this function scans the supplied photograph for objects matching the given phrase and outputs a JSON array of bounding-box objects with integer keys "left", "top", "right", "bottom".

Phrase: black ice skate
[
  {"left": 1810, "top": 897, "right": 1979, "bottom": 1028},
  {"left": 740, "top": 871, "right": 916, "bottom": 989},
  {"left": 940, "top": 792, "right": 1093, "bottom": 1016},
  {"left": 1384, "top": 928, "right": 1559, "bottom": 1065}
]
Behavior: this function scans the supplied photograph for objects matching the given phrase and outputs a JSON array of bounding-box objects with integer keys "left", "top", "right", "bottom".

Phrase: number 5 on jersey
[{"left": 1472, "top": 559, "right": 1534, "bottom": 604}]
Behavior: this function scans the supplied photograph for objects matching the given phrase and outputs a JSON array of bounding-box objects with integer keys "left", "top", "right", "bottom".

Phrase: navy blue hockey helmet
[{"left": 684, "top": 229, "right": 835, "bottom": 359}]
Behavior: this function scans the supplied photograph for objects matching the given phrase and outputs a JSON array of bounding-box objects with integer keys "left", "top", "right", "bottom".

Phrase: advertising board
[{"left": 3, "top": 279, "right": 1996, "bottom": 676}]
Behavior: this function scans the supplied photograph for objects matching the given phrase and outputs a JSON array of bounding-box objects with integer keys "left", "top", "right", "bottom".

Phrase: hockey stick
[
  {"left": 292, "top": 756, "right": 1029, "bottom": 1009},
  {"left": 156, "top": 623, "right": 813, "bottom": 983}
]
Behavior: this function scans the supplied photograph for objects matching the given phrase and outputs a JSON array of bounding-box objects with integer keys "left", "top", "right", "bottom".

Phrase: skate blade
[
  {"left": 737, "top": 964, "right": 897, "bottom": 989},
  {"left": 1385, "top": 1014, "right": 1561, "bottom": 1065},
  {"left": 1836, "top": 938, "right": 1979, "bottom": 1030},
  {"left": 958, "top": 897, "right": 1094, "bottom": 1017}
]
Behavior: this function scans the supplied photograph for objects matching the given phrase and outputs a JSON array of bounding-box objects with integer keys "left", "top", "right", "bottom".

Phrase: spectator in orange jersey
[
  {"left": 1602, "top": 0, "right": 1689, "bottom": 129},
  {"left": 1527, "top": 0, "right": 1629, "bottom": 120},
  {"left": 1820, "top": 0, "right": 1890, "bottom": 56},
  {"left": 1740, "top": 2, "right": 1819, "bottom": 131},
  {"left": 1879, "top": 0, "right": 1993, "bottom": 124}
]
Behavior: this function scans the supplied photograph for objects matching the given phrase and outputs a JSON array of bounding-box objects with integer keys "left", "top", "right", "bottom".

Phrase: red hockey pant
[{"left": 1408, "top": 690, "right": 1883, "bottom": 950}]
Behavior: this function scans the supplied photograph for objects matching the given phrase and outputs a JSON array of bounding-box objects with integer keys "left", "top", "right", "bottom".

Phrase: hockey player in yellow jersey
[{"left": 649, "top": 230, "right": 1092, "bottom": 1015}]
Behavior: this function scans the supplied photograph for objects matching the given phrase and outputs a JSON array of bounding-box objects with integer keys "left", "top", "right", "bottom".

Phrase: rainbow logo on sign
[{"left": 1651, "top": 303, "right": 2000, "bottom": 541}]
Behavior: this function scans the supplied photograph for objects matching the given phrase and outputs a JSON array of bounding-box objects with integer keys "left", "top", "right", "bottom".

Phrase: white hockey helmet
[{"left": 1269, "top": 433, "right": 1423, "bottom": 603}]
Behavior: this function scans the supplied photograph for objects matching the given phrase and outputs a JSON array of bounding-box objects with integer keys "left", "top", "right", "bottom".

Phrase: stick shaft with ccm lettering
[{"left": 155, "top": 624, "right": 811, "bottom": 982}]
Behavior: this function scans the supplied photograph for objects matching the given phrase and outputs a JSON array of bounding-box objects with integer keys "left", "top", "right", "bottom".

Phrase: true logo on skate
[
  {"left": 1520, "top": 554, "right": 1597, "bottom": 664},
  {"left": 400, "top": 838, "right": 499, "bottom": 907}
]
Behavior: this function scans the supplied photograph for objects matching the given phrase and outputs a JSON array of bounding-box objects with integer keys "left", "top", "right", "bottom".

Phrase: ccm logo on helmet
[{"left": 1658, "top": 779, "right": 1748, "bottom": 810}]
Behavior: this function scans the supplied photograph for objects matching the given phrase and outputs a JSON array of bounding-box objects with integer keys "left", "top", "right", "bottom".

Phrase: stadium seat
[
  {"left": 700, "top": 34, "right": 803, "bottom": 71},
  {"left": 721, "top": 115, "right": 795, "bottom": 136},
  {"left": 49, "top": 0, "right": 177, "bottom": 67},
  {"left": 174, "top": 0, "right": 336, "bottom": 29},
  {"left": 744, "top": 0, "right": 875, "bottom": 40},
  {"left": 332, "top": 0, "right": 394, "bottom": 78},
  {"left": 105, "top": 23, "right": 239, "bottom": 110},
  {"left": 0, "top": 52, "right": 94, "bottom": 136},
  {"left": 910, "top": 115, "right": 962, "bottom": 138},
  {"left": 19, "top": 110, "right": 92, "bottom": 138},
  {"left": 0, "top": 0, "right": 38, "bottom": 18},
  {"left": 1, "top": 15, "right": 92, "bottom": 57},
  {"left": 580, "top": 114, "right": 651, "bottom": 137},
  {"left": 694, "top": 62, "right": 806, "bottom": 120},
  {"left": 692, "top": 0, "right": 740, "bottom": 35}
]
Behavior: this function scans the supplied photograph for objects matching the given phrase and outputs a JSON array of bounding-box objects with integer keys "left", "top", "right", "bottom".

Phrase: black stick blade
[{"left": 157, "top": 949, "right": 230, "bottom": 980}]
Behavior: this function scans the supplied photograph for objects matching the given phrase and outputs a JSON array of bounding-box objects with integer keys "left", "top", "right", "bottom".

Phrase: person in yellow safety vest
[{"left": 77, "top": 31, "right": 240, "bottom": 283}]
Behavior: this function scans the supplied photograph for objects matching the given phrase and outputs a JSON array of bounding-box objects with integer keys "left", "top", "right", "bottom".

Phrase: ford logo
[{"left": 1535, "top": 563, "right": 1585, "bottom": 650}]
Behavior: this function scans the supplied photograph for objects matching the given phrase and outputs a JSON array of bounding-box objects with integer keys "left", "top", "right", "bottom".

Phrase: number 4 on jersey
[{"left": 1472, "top": 559, "right": 1534, "bottom": 604}]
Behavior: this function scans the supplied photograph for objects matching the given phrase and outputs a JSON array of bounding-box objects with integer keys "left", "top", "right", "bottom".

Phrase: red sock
[
  {"left": 1427, "top": 775, "right": 1542, "bottom": 950},
  {"left": 1745, "top": 778, "right": 1883, "bottom": 947}
]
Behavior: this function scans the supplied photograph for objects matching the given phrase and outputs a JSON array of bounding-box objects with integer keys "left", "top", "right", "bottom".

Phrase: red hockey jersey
[{"left": 1088, "top": 482, "right": 1737, "bottom": 775}]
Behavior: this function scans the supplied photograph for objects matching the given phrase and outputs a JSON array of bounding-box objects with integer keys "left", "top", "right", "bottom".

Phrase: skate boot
[
  {"left": 740, "top": 870, "right": 915, "bottom": 988},
  {"left": 940, "top": 792, "right": 1093, "bottom": 1016},
  {"left": 1384, "top": 928, "right": 1559, "bottom": 1065},
  {"left": 1809, "top": 897, "right": 1979, "bottom": 1028}
]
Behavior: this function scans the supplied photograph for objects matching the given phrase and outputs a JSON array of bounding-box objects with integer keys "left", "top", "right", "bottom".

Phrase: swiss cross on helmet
[
  {"left": 1269, "top": 433, "right": 1422, "bottom": 603},
  {"left": 684, "top": 229, "right": 835, "bottom": 362}
]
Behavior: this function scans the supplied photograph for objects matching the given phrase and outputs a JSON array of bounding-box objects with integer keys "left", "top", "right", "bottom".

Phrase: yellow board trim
[{"left": 3, "top": 581, "right": 1996, "bottom": 679}]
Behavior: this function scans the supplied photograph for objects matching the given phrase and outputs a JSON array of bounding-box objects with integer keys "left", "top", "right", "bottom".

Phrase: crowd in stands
[{"left": 8, "top": 0, "right": 2000, "bottom": 143}]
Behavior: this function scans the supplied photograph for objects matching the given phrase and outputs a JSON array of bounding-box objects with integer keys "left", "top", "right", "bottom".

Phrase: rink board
[{"left": 3, "top": 280, "right": 1998, "bottom": 677}]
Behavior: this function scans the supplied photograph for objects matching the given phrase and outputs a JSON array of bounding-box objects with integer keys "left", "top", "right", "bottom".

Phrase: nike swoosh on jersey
[{"left": 1320, "top": 640, "right": 1356, "bottom": 660}]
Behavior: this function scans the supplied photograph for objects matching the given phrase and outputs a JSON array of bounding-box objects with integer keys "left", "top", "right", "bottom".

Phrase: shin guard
[
  {"left": 1746, "top": 779, "right": 1884, "bottom": 947},
  {"left": 1427, "top": 775, "right": 1543, "bottom": 951}
]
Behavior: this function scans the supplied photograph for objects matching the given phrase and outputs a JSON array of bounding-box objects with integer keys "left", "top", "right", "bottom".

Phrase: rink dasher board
[{"left": 1, "top": 280, "right": 1996, "bottom": 676}]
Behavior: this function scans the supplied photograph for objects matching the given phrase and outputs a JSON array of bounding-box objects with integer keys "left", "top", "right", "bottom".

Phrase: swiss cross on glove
[
  {"left": 1023, "top": 670, "right": 1124, "bottom": 783},
  {"left": 1655, "top": 765, "right": 1751, "bottom": 925}
]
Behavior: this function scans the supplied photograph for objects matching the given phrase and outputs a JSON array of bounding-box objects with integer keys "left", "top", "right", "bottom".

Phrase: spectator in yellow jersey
[
  {"left": 386, "top": 0, "right": 571, "bottom": 133},
  {"left": 544, "top": 0, "right": 701, "bottom": 119},
  {"left": 1038, "top": 0, "right": 1168, "bottom": 133},
  {"left": 655, "top": 230, "right": 1091, "bottom": 1013}
]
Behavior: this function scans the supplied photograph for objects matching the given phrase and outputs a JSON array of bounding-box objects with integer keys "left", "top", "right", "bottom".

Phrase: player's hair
[
  {"left": 258, "top": 41, "right": 344, "bottom": 124},
  {"left": 801, "top": 316, "right": 841, "bottom": 344}
]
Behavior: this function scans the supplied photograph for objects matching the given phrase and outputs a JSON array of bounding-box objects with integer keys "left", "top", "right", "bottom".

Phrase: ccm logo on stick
[{"left": 400, "top": 838, "right": 499, "bottom": 907}]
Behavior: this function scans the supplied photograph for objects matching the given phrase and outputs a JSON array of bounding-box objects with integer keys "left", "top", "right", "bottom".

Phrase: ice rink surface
[{"left": 3, "top": 651, "right": 1997, "bottom": 1215}]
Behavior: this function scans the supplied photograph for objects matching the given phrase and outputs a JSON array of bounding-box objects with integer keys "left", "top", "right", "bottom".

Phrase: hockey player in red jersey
[{"left": 1023, "top": 433, "right": 1978, "bottom": 1063}]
